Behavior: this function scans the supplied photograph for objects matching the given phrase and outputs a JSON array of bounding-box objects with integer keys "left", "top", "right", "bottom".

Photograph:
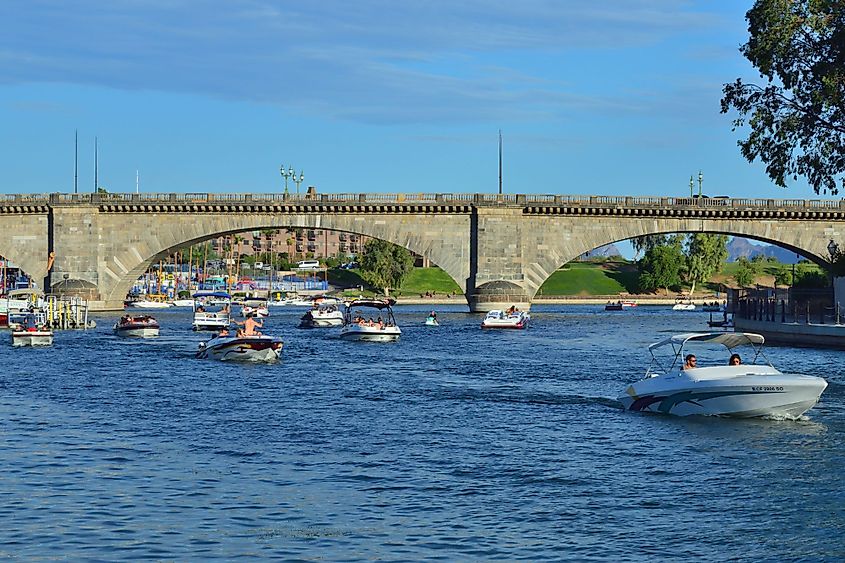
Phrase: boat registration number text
[{"left": 751, "top": 386, "right": 784, "bottom": 392}]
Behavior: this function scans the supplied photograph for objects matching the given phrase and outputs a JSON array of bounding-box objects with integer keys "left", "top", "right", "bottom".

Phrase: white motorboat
[
  {"left": 481, "top": 307, "right": 530, "bottom": 329},
  {"left": 113, "top": 314, "right": 160, "bottom": 337},
  {"left": 300, "top": 303, "right": 344, "bottom": 328},
  {"left": 672, "top": 299, "right": 696, "bottom": 311},
  {"left": 340, "top": 298, "right": 401, "bottom": 342},
  {"left": 192, "top": 291, "right": 232, "bottom": 331},
  {"left": 240, "top": 298, "right": 270, "bottom": 318},
  {"left": 10, "top": 313, "right": 53, "bottom": 347},
  {"left": 169, "top": 298, "right": 195, "bottom": 307},
  {"left": 618, "top": 332, "right": 828, "bottom": 419},
  {"left": 127, "top": 294, "right": 174, "bottom": 309},
  {"left": 196, "top": 333, "right": 283, "bottom": 362}
]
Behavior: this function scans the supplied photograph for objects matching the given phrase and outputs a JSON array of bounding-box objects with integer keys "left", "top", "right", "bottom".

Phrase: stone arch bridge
[{"left": 2, "top": 192, "right": 844, "bottom": 311}]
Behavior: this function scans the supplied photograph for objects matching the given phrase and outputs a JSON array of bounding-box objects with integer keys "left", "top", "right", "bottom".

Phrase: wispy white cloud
[{"left": 0, "top": 0, "right": 728, "bottom": 124}]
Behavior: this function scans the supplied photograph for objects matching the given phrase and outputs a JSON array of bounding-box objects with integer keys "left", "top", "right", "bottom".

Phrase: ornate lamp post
[
  {"left": 293, "top": 170, "right": 304, "bottom": 196},
  {"left": 280, "top": 165, "right": 291, "bottom": 194}
]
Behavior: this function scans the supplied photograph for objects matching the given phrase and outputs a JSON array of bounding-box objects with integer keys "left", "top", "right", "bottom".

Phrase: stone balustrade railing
[{"left": 1, "top": 192, "right": 845, "bottom": 211}]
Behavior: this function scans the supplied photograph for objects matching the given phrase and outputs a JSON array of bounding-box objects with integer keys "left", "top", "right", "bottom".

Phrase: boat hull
[
  {"left": 340, "top": 326, "right": 401, "bottom": 342},
  {"left": 481, "top": 320, "right": 528, "bottom": 329},
  {"left": 300, "top": 317, "right": 344, "bottom": 328},
  {"left": 11, "top": 331, "right": 53, "bottom": 347},
  {"left": 196, "top": 336, "right": 283, "bottom": 362},
  {"left": 128, "top": 301, "right": 173, "bottom": 309},
  {"left": 114, "top": 326, "right": 160, "bottom": 338},
  {"left": 618, "top": 374, "right": 827, "bottom": 418},
  {"left": 425, "top": 318, "right": 439, "bottom": 326}
]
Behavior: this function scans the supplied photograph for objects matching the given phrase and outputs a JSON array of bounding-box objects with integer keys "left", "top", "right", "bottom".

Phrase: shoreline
[{"left": 394, "top": 296, "right": 724, "bottom": 306}]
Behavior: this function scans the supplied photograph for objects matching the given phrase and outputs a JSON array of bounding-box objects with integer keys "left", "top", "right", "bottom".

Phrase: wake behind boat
[
  {"left": 114, "top": 314, "right": 160, "bottom": 337},
  {"left": 196, "top": 332, "right": 283, "bottom": 362},
  {"left": 618, "top": 332, "right": 827, "bottom": 419}
]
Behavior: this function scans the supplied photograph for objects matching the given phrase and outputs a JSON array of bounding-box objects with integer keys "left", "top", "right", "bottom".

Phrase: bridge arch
[
  {"left": 0, "top": 213, "right": 49, "bottom": 289},
  {"left": 97, "top": 212, "right": 472, "bottom": 306},
  {"left": 523, "top": 216, "right": 839, "bottom": 301}
]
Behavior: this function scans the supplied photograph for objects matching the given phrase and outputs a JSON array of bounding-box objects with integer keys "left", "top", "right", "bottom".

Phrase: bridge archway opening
[
  {"left": 118, "top": 225, "right": 463, "bottom": 302},
  {"left": 536, "top": 231, "right": 833, "bottom": 300},
  {"left": 0, "top": 252, "right": 36, "bottom": 292}
]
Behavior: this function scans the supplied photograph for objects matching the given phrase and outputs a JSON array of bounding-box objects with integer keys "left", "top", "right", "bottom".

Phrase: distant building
[{"left": 211, "top": 228, "right": 369, "bottom": 261}]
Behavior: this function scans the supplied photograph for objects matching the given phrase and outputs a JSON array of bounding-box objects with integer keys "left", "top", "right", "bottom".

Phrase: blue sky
[{"left": 0, "top": 1, "right": 821, "bottom": 200}]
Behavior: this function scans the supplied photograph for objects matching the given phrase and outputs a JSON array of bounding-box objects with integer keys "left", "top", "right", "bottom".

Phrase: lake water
[{"left": 1, "top": 305, "right": 843, "bottom": 561}]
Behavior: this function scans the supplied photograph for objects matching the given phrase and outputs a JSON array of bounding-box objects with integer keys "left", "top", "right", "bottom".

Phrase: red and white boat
[
  {"left": 114, "top": 314, "right": 160, "bottom": 337},
  {"left": 10, "top": 313, "right": 53, "bottom": 347}
]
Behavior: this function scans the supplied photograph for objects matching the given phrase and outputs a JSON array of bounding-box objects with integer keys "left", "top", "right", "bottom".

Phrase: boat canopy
[
  {"left": 193, "top": 291, "right": 231, "bottom": 299},
  {"left": 7, "top": 288, "right": 43, "bottom": 298},
  {"left": 346, "top": 298, "right": 396, "bottom": 309},
  {"left": 649, "top": 332, "right": 765, "bottom": 351}
]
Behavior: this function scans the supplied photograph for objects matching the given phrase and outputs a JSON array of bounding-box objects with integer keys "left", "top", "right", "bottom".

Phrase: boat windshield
[{"left": 646, "top": 332, "right": 771, "bottom": 377}]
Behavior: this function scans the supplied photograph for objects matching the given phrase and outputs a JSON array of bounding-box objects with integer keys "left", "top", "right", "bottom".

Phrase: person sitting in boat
[
  {"left": 683, "top": 354, "right": 697, "bottom": 370},
  {"left": 196, "top": 304, "right": 206, "bottom": 312},
  {"left": 429, "top": 311, "right": 437, "bottom": 320},
  {"left": 218, "top": 328, "right": 230, "bottom": 337},
  {"left": 729, "top": 353, "right": 741, "bottom": 366}
]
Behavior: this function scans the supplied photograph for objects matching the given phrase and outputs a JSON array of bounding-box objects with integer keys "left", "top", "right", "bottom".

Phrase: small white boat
[
  {"left": 196, "top": 333, "right": 283, "bottom": 362},
  {"left": 10, "top": 313, "right": 53, "bottom": 347},
  {"left": 481, "top": 307, "right": 530, "bottom": 329},
  {"left": 169, "top": 298, "right": 196, "bottom": 307},
  {"left": 340, "top": 299, "right": 401, "bottom": 342},
  {"left": 672, "top": 299, "right": 696, "bottom": 311},
  {"left": 241, "top": 298, "right": 270, "bottom": 318},
  {"left": 618, "top": 332, "right": 828, "bottom": 418},
  {"left": 127, "top": 294, "right": 174, "bottom": 309},
  {"left": 300, "top": 303, "right": 344, "bottom": 328},
  {"left": 192, "top": 291, "right": 232, "bottom": 331},
  {"left": 113, "top": 314, "right": 160, "bottom": 337}
]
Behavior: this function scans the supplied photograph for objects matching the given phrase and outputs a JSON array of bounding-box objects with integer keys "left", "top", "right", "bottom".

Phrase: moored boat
[
  {"left": 481, "top": 307, "right": 529, "bottom": 329},
  {"left": 127, "top": 294, "right": 174, "bottom": 309},
  {"left": 114, "top": 314, "right": 160, "bottom": 337},
  {"left": 196, "top": 333, "right": 283, "bottom": 362},
  {"left": 618, "top": 332, "right": 827, "bottom": 418},
  {"left": 340, "top": 298, "right": 401, "bottom": 341}
]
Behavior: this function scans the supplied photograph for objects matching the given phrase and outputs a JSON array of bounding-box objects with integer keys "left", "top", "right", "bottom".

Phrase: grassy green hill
[
  {"left": 537, "top": 262, "right": 639, "bottom": 296},
  {"left": 328, "top": 267, "right": 461, "bottom": 297}
]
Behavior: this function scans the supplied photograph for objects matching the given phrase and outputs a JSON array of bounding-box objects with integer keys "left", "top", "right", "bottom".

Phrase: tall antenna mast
[
  {"left": 136, "top": 169, "right": 140, "bottom": 194},
  {"left": 498, "top": 129, "right": 503, "bottom": 195},
  {"left": 94, "top": 136, "right": 98, "bottom": 193},
  {"left": 74, "top": 129, "right": 78, "bottom": 194}
]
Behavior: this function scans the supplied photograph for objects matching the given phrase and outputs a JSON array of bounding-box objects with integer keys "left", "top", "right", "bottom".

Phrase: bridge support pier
[{"left": 467, "top": 281, "right": 532, "bottom": 312}]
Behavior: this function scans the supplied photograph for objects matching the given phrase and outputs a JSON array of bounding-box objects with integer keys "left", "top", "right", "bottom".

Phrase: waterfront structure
[{"left": 2, "top": 192, "right": 845, "bottom": 311}]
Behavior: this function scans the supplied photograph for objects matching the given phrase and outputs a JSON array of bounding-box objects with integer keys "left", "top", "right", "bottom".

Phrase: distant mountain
[
  {"left": 727, "top": 237, "right": 801, "bottom": 263},
  {"left": 585, "top": 243, "right": 622, "bottom": 258}
]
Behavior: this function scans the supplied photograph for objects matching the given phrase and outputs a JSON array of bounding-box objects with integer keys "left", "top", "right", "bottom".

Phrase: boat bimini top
[{"left": 646, "top": 332, "right": 770, "bottom": 376}]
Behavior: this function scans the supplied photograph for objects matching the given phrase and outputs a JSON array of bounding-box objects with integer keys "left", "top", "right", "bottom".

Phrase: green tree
[
  {"left": 684, "top": 233, "right": 729, "bottom": 295},
  {"left": 721, "top": 0, "right": 845, "bottom": 194},
  {"left": 358, "top": 239, "right": 415, "bottom": 296},
  {"left": 733, "top": 256, "right": 761, "bottom": 287},
  {"left": 774, "top": 268, "right": 793, "bottom": 288},
  {"left": 631, "top": 235, "right": 668, "bottom": 259},
  {"left": 638, "top": 242, "right": 685, "bottom": 295}
]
